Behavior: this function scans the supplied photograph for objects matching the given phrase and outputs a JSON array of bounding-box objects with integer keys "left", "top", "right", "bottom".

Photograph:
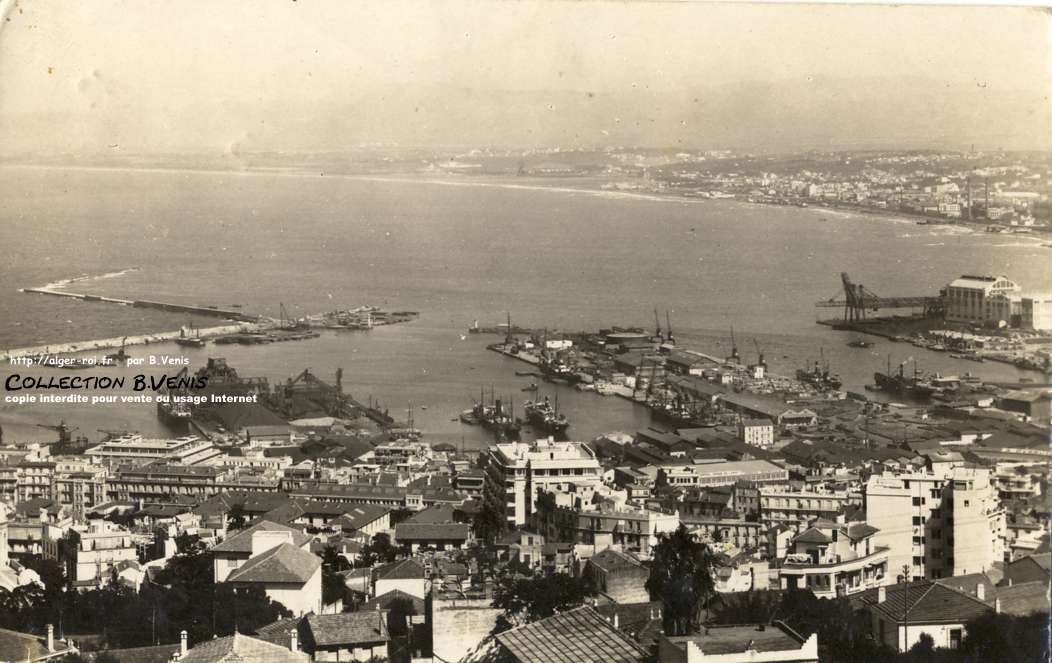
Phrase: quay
[
  {"left": 0, "top": 323, "right": 262, "bottom": 362},
  {"left": 22, "top": 287, "right": 260, "bottom": 322}
]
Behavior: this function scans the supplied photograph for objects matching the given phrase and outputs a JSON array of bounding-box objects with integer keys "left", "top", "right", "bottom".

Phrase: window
[
  {"left": 913, "top": 556, "right": 922, "bottom": 565},
  {"left": 912, "top": 497, "right": 922, "bottom": 506},
  {"left": 950, "top": 629, "right": 962, "bottom": 650},
  {"left": 913, "top": 516, "right": 923, "bottom": 526}
]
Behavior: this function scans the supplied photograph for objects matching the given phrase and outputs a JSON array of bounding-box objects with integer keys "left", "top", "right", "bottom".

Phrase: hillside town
[{"left": 0, "top": 300, "right": 1047, "bottom": 663}]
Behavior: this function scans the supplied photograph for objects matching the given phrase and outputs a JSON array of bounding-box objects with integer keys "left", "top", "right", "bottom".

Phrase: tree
[
  {"left": 962, "top": 611, "right": 1050, "bottom": 663},
  {"left": 909, "top": 632, "right": 935, "bottom": 659},
  {"left": 356, "top": 533, "right": 401, "bottom": 568},
  {"left": 490, "top": 573, "right": 589, "bottom": 633},
  {"left": 227, "top": 504, "right": 248, "bottom": 531},
  {"left": 472, "top": 500, "right": 506, "bottom": 546},
  {"left": 645, "top": 525, "right": 715, "bottom": 636}
]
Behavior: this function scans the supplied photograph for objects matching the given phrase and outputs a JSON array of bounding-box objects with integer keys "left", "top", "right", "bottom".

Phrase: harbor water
[{"left": 1, "top": 165, "right": 1048, "bottom": 448}]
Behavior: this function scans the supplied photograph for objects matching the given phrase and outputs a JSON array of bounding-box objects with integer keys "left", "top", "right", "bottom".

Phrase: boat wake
[{"left": 41, "top": 267, "right": 140, "bottom": 291}]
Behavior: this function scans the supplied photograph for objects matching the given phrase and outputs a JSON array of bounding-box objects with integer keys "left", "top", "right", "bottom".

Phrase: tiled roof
[
  {"left": 88, "top": 643, "right": 181, "bottom": 663},
  {"left": 306, "top": 611, "right": 390, "bottom": 647},
  {"left": 844, "top": 523, "right": 879, "bottom": 541},
  {"left": 180, "top": 632, "right": 308, "bottom": 662},
  {"left": 404, "top": 504, "right": 458, "bottom": 523},
  {"left": 495, "top": 606, "right": 649, "bottom": 663},
  {"left": 375, "top": 558, "right": 426, "bottom": 581},
  {"left": 253, "top": 617, "right": 303, "bottom": 650},
  {"left": 0, "top": 627, "right": 74, "bottom": 661},
  {"left": 227, "top": 543, "right": 321, "bottom": 584},
  {"left": 588, "top": 548, "right": 644, "bottom": 573},
  {"left": 990, "top": 581, "right": 1052, "bottom": 616},
  {"left": 793, "top": 527, "right": 831, "bottom": 545},
  {"left": 395, "top": 522, "right": 470, "bottom": 542},
  {"left": 362, "top": 589, "right": 426, "bottom": 614},
  {"left": 334, "top": 504, "right": 391, "bottom": 530},
  {"left": 858, "top": 580, "right": 991, "bottom": 624},
  {"left": 212, "top": 520, "right": 312, "bottom": 554}
]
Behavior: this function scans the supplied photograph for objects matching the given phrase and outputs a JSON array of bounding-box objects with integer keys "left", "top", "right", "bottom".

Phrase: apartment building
[
  {"left": 534, "top": 498, "right": 679, "bottom": 559},
  {"left": 759, "top": 486, "right": 857, "bottom": 526},
  {"left": 865, "top": 467, "right": 1005, "bottom": 581},
  {"left": 46, "top": 521, "right": 138, "bottom": 590},
  {"left": 483, "top": 438, "right": 602, "bottom": 526},
  {"left": 775, "top": 519, "right": 889, "bottom": 599},
  {"left": 86, "top": 434, "right": 223, "bottom": 467}
]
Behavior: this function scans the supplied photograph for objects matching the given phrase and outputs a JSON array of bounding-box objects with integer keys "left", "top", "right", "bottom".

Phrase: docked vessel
[
  {"left": 523, "top": 396, "right": 570, "bottom": 437},
  {"left": 795, "top": 351, "right": 842, "bottom": 391},
  {"left": 847, "top": 339, "right": 873, "bottom": 349},
  {"left": 176, "top": 325, "right": 206, "bottom": 348},
  {"left": 874, "top": 358, "right": 935, "bottom": 400},
  {"left": 471, "top": 397, "right": 522, "bottom": 439}
]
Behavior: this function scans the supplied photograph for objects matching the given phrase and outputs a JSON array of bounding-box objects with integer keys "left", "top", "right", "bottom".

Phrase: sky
[{"left": 0, "top": 1, "right": 1048, "bottom": 153}]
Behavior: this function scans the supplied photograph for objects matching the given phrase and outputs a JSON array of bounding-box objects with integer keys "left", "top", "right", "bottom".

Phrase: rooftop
[
  {"left": 306, "top": 611, "right": 390, "bottom": 647},
  {"left": 212, "top": 520, "right": 312, "bottom": 554},
  {"left": 496, "top": 606, "right": 649, "bottom": 663},
  {"left": 226, "top": 543, "right": 321, "bottom": 584},
  {"left": 663, "top": 621, "right": 809, "bottom": 656}
]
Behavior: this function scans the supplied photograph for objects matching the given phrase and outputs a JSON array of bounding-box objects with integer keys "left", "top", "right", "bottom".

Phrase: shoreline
[{"left": 3, "top": 162, "right": 1048, "bottom": 243}]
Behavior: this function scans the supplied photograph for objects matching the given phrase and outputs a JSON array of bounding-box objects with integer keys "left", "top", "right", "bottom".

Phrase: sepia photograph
[{"left": 0, "top": 1, "right": 1049, "bottom": 661}]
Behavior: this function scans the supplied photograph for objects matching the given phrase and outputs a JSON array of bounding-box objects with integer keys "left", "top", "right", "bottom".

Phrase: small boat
[
  {"left": 847, "top": 339, "right": 873, "bottom": 349},
  {"left": 521, "top": 382, "right": 538, "bottom": 392},
  {"left": 175, "top": 337, "right": 206, "bottom": 348}
]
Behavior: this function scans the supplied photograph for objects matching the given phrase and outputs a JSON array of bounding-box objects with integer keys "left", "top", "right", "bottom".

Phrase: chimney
[
  {"left": 613, "top": 613, "right": 620, "bottom": 629},
  {"left": 877, "top": 586, "right": 887, "bottom": 604},
  {"left": 180, "top": 630, "right": 188, "bottom": 657},
  {"left": 46, "top": 625, "right": 54, "bottom": 652},
  {"left": 995, "top": 598, "right": 1002, "bottom": 614},
  {"left": 250, "top": 529, "right": 294, "bottom": 557},
  {"left": 289, "top": 629, "right": 298, "bottom": 652},
  {"left": 976, "top": 583, "right": 985, "bottom": 601}
]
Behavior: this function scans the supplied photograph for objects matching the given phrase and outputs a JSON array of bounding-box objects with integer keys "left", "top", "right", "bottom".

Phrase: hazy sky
[{"left": 0, "top": 1, "right": 1048, "bottom": 152}]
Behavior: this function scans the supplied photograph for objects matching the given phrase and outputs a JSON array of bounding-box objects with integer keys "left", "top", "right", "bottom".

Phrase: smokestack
[
  {"left": 180, "top": 630, "right": 188, "bottom": 657},
  {"left": 877, "top": 586, "right": 887, "bottom": 604},
  {"left": 290, "top": 630, "right": 298, "bottom": 652},
  {"left": 46, "top": 625, "right": 54, "bottom": 652}
]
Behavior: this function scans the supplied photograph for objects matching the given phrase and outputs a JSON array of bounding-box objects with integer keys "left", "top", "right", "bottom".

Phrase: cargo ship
[
  {"left": 524, "top": 396, "right": 570, "bottom": 437},
  {"left": 796, "top": 351, "right": 842, "bottom": 391},
  {"left": 874, "top": 358, "right": 935, "bottom": 400},
  {"left": 471, "top": 398, "right": 521, "bottom": 439}
]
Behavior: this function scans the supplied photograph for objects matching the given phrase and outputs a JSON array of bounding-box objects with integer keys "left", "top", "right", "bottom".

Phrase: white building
[
  {"left": 483, "top": 438, "right": 602, "bottom": 526},
  {"left": 944, "top": 275, "right": 1019, "bottom": 325},
  {"left": 865, "top": 467, "right": 1005, "bottom": 581},
  {"left": 659, "top": 460, "right": 788, "bottom": 489},
  {"left": 739, "top": 418, "right": 774, "bottom": 449},
  {"left": 776, "top": 519, "right": 889, "bottom": 599},
  {"left": 45, "top": 521, "right": 139, "bottom": 590},
  {"left": 85, "top": 434, "right": 223, "bottom": 466},
  {"left": 225, "top": 529, "right": 322, "bottom": 616}
]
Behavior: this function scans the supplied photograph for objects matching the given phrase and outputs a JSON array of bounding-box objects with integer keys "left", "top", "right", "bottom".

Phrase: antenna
[{"left": 666, "top": 311, "right": 674, "bottom": 344}]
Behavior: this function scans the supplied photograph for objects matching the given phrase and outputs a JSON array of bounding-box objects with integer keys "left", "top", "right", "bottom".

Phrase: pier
[{"left": 22, "top": 287, "right": 260, "bottom": 322}]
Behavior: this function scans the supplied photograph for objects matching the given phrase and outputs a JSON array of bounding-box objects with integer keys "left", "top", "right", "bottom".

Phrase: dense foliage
[
  {"left": 490, "top": 572, "right": 591, "bottom": 633},
  {"left": 0, "top": 538, "right": 291, "bottom": 650},
  {"left": 645, "top": 524, "right": 716, "bottom": 636}
]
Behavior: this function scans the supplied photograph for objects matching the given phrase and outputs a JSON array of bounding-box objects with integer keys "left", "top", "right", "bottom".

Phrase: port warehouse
[{"left": 817, "top": 272, "right": 1052, "bottom": 330}]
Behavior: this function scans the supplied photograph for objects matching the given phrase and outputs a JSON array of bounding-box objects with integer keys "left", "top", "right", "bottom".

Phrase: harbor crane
[{"left": 816, "top": 272, "right": 943, "bottom": 322}]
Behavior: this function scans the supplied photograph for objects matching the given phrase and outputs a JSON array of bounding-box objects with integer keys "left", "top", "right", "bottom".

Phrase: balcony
[{"left": 779, "top": 546, "right": 890, "bottom": 598}]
